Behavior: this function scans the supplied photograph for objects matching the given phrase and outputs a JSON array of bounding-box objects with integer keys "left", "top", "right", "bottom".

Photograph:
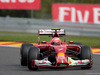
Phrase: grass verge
[{"left": 0, "top": 31, "right": 100, "bottom": 48}]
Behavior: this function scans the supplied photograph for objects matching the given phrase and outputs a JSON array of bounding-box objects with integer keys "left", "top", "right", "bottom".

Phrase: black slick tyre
[
  {"left": 28, "top": 47, "right": 40, "bottom": 70},
  {"left": 20, "top": 43, "right": 33, "bottom": 66},
  {"left": 80, "top": 46, "right": 93, "bottom": 69}
]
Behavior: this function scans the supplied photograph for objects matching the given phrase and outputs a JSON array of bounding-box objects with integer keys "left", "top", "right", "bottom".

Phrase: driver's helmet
[{"left": 51, "top": 37, "right": 61, "bottom": 45}]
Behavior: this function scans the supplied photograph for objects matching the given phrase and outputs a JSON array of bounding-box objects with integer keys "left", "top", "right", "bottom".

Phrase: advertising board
[
  {"left": 0, "top": 0, "right": 41, "bottom": 10},
  {"left": 52, "top": 4, "right": 100, "bottom": 24}
]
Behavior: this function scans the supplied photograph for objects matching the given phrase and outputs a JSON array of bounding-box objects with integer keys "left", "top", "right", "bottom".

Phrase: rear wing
[
  {"left": 38, "top": 29, "right": 65, "bottom": 36},
  {"left": 38, "top": 29, "right": 66, "bottom": 44}
]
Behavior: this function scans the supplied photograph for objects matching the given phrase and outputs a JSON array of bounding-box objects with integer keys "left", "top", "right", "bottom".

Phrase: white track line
[
  {"left": 0, "top": 45, "right": 20, "bottom": 48},
  {"left": 93, "top": 53, "right": 100, "bottom": 55}
]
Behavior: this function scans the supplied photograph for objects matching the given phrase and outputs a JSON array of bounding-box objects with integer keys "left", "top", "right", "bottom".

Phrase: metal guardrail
[{"left": 0, "top": 17, "right": 100, "bottom": 37}]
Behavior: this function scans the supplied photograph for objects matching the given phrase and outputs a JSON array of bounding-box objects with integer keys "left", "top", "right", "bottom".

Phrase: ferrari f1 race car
[{"left": 20, "top": 28, "right": 93, "bottom": 70}]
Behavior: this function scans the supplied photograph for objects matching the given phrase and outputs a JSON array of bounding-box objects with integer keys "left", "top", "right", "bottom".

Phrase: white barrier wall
[{"left": 0, "top": 17, "right": 100, "bottom": 37}]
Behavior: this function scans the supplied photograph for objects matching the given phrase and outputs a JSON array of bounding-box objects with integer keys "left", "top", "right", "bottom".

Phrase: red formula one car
[{"left": 20, "top": 28, "right": 93, "bottom": 70}]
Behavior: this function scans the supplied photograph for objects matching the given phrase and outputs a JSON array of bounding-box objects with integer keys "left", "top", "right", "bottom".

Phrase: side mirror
[
  {"left": 41, "top": 41, "right": 47, "bottom": 44},
  {"left": 68, "top": 41, "right": 74, "bottom": 44}
]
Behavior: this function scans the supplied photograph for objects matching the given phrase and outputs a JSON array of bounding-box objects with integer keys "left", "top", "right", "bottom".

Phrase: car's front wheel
[
  {"left": 80, "top": 46, "right": 93, "bottom": 69},
  {"left": 28, "top": 46, "right": 40, "bottom": 70},
  {"left": 20, "top": 43, "right": 33, "bottom": 66}
]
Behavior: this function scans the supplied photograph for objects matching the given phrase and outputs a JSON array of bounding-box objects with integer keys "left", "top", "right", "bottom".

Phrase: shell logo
[
  {"left": 58, "top": 53, "right": 64, "bottom": 56},
  {"left": 58, "top": 53, "right": 65, "bottom": 59}
]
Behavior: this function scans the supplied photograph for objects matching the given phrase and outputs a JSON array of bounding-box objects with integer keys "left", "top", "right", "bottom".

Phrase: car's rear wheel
[
  {"left": 28, "top": 47, "right": 40, "bottom": 70},
  {"left": 20, "top": 43, "right": 33, "bottom": 66},
  {"left": 80, "top": 46, "right": 93, "bottom": 69}
]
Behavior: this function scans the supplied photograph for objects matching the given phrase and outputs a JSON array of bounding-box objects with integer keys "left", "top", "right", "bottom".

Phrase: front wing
[{"left": 31, "top": 57, "right": 90, "bottom": 67}]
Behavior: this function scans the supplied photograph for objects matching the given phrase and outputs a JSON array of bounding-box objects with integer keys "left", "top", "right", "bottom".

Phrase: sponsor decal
[
  {"left": 57, "top": 48, "right": 64, "bottom": 51},
  {"left": 78, "top": 61, "right": 83, "bottom": 64},
  {"left": 58, "top": 53, "right": 64, "bottom": 56},
  {"left": 61, "top": 60, "right": 63, "bottom": 63},
  {"left": 39, "top": 30, "right": 64, "bottom": 34},
  {"left": 58, "top": 53, "right": 65, "bottom": 59},
  {"left": 68, "top": 60, "right": 72, "bottom": 64},
  {"left": 58, "top": 56, "right": 65, "bottom": 59},
  {"left": 68, "top": 57, "right": 75, "bottom": 65},
  {"left": 59, "top": 64, "right": 67, "bottom": 66},
  {"left": 41, "top": 62, "right": 46, "bottom": 64}
]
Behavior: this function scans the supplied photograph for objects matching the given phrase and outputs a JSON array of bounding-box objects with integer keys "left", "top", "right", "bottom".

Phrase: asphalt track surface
[{"left": 0, "top": 46, "right": 100, "bottom": 75}]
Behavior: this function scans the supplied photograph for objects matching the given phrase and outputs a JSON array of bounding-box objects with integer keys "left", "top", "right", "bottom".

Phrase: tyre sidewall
[
  {"left": 28, "top": 46, "right": 40, "bottom": 70},
  {"left": 20, "top": 43, "right": 33, "bottom": 66},
  {"left": 80, "top": 46, "right": 93, "bottom": 69},
  {"left": 80, "top": 46, "right": 92, "bottom": 60}
]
